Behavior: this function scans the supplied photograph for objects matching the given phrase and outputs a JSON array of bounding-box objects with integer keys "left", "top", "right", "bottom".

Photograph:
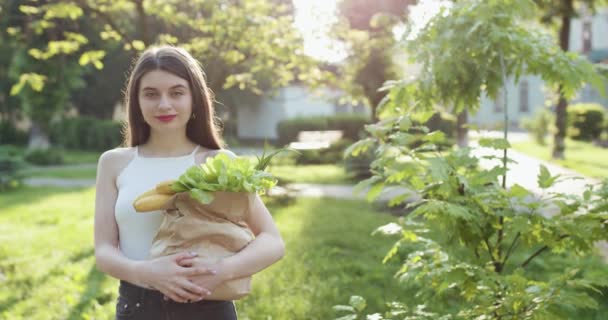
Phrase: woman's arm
[
  {"left": 94, "top": 150, "right": 142, "bottom": 284},
  {"left": 94, "top": 150, "right": 213, "bottom": 302},
  {"left": 217, "top": 194, "right": 285, "bottom": 281}
]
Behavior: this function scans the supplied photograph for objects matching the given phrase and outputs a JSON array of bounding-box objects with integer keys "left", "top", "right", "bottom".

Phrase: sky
[{"left": 292, "top": 0, "right": 450, "bottom": 63}]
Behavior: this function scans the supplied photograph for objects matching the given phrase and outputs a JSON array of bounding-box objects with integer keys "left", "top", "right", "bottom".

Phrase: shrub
[
  {"left": 50, "top": 116, "right": 123, "bottom": 151},
  {"left": 567, "top": 103, "right": 605, "bottom": 141},
  {"left": 326, "top": 114, "right": 371, "bottom": 141},
  {"left": 521, "top": 108, "right": 554, "bottom": 145},
  {"left": 24, "top": 148, "right": 64, "bottom": 166},
  {"left": 0, "top": 145, "right": 26, "bottom": 190},
  {"left": 276, "top": 114, "right": 370, "bottom": 146},
  {"left": 0, "top": 121, "right": 28, "bottom": 145}
]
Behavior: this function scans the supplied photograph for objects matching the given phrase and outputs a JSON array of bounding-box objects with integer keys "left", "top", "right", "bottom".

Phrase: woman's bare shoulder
[{"left": 97, "top": 147, "right": 137, "bottom": 176}]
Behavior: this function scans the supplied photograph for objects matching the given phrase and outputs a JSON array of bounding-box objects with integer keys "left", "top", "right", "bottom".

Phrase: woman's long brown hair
[{"left": 122, "top": 46, "right": 224, "bottom": 150}]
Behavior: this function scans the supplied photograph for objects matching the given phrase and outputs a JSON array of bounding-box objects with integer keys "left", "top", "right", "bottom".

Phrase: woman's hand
[
  {"left": 177, "top": 257, "right": 230, "bottom": 297},
  {"left": 133, "top": 252, "right": 217, "bottom": 303}
]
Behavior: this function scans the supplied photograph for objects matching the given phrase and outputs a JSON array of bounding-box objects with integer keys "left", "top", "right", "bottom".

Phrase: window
[
  {"left": 582, "top": 18, "right": 592, "bottom": 53},
  {"left": 519, "top": 80, "right": 529, "bottom": 113}
]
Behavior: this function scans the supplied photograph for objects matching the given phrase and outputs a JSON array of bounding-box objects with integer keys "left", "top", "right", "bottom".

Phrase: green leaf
[
  {"left": 19, "top": 5, "right": 39, "bottom": 15},
  {"left": 132, "top": 40, "right": 146, "bottom": 51},
  {"left": 189, "top": 189, "right": 214, "bottom": 204},
  {"left": 332, "top": 305, "right": 356, "bottom": 313},
  {"left": 399, "top": 116, "right": 412, "bottom": 131},
  {"left": 349, "top": 296, "right": 367, "bottom": 312},
  {"left": 372, "top": 222, "right": 403, "bottom": 236},
  {"left": 478, "top": 138, "right": 511, "bottom": 150},
  {"left": 366, "top": 182, "right": 385, "bottom": 202},
  {"left": 508, "top": 184, "right": 530, "bottom": 198},
  {"left": 344, "top": 138, "right": 375, "bottom": 158},
  {"left": 537, "top": 165, "right": 559, "bottom": 189}
]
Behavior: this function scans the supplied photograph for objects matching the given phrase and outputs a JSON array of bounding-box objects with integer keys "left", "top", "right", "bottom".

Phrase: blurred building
[
  {"left": 235, "top": 84, "right": 370, "bottom": 141},
  {"left": 470, "top": 6, "right": 608, "bottom": 129}
]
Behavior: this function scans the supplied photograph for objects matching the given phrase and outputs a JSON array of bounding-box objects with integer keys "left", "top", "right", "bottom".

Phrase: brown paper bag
[{"left": 150, "top": 191, "right": 256, "bottom": 301}]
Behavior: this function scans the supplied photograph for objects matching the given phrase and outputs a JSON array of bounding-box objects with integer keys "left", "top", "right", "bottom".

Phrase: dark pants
[{"left": 115, "top": 280, "right": 238, "bottom": 320}]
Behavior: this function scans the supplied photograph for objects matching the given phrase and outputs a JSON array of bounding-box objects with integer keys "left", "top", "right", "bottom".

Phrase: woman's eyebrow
[
  {"left": 141, "top": 84, "right": 188, "bottom": 91},
  {"left": 170, "top": 84, "right": 188, "bottom": 90}
]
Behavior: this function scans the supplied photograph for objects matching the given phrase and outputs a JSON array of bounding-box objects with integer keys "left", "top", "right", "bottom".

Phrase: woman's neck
[{"left": 142, "top": 129, "right": 196, "bottom": 156}]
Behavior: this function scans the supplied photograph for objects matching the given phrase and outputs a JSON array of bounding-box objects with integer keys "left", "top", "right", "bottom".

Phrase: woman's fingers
[
  {"left": 181, "top": 266, "right": 217, "bottom": 277},
  {"left": 172, "top": 251, "right": 197, "bottom": 264},
  {"left": 177, "top": 257, "right": 196, "bottom": 267},
  {"left": 181, "top": 279, "right": 211, "bottom": 297},
  {"left": 164, "top": 288, "right": 188, "bottom": 303},
  {"left": 172, "top": 284, "right": 206, "bottom": 303}
]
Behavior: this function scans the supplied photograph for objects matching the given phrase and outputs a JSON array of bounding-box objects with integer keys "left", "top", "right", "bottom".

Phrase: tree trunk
[
  {"left": 28, "top": 121, "right": 50, "bottom": 149},
  {"left": 552, "top": 0, "right": 572, "bottom": 159},
  {"left": 135, "top": 0, "right": 150, "bottom": 46},
  {"left": 457, "top": 109, "right": 468, "bottom": 147}
]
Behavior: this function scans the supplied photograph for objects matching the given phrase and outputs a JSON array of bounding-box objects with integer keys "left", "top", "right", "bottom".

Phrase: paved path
[{"left": 470, "top": 131, "right": 600, "bottom": 197}]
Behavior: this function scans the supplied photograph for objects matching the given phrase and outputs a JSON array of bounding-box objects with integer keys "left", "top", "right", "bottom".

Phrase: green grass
[
  {"left": 511, "top": 138, "right": 608, "bottom": 179},
  {"left": 21, "top": 166, "right": 97, "bottom": 180},
  {"left": 0, "top": 187, "right": 404, "bottom": 320},
  {"left": 269, "top": 164, "right": 355, "bottom": 185},
  {"left": 60, "top": 149, "right": 102, "bottom": 165},
  {"left": 4, "top": 145, "right": 101, "bottom": 165}
]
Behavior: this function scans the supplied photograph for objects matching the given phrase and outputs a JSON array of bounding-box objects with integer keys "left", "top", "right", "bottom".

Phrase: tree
[
  {"left": 3, "top": 1, "right": 93, "bottom": 148},
  {"left": 533, "top": 0, "right": 607, "bottom": 159},
  {"left": 331, "top": 0, "right": 416, "bottom": 122},
  {"left": 5, "top": 0, "right": 324, "bottom": 147},
  {"left": 337, "top": 0, "right": 608, "bottom": 318}
]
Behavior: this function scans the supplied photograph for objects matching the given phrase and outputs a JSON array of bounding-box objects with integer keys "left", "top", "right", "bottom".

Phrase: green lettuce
[{"left": 174, "top": 149, "right": 289, "bottom": 204}]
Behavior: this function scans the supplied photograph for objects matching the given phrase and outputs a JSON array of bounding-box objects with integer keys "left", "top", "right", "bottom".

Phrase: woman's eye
[
  {"left": 172, "top": 91, "right": 184, "bottom": 97},
  {"left": 144, "top": 92, "right": 157, "bottom": 97}
]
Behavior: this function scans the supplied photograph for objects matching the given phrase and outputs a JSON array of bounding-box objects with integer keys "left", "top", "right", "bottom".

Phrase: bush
[
  {"left": 521, "top": 108, "right": 554, "bottom": 145},
  {"left": 0, "top": 146, "right": 26, "bottom": 190},
  {"left": 277, "top": 114, "right": 370, "bottom": 146},
  {"left": 343, "top": 143, "right": 375, "bottom": 179},
  {"left": 50, "top": 116, "right": 123, "bottom": 151},
  {"left": 0, "top": 121, "right": 28, "bottom": 145},
  {"left": 567, "top": 103, "right": 605, "bottom": 141},
  {"left": 326, "top": 114, "right": 371, "bottom": 141},
  {"left": 24, "top": 148, "right": 64, "bottom": 166}
]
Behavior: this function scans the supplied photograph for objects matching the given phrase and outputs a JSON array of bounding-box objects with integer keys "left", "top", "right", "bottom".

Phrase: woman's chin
[{"left": 149, "top": 122, "right": 187, "bottom": 132}]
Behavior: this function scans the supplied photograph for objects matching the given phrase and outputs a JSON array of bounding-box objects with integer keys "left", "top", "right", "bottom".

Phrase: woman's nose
[{"left": 158, "top": 94, "right": 171, "bottom": 110}]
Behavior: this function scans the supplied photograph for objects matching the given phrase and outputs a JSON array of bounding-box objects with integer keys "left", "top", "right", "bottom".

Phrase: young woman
[{"left": 94, "top": 46, "right": 285, "bottom": 320}]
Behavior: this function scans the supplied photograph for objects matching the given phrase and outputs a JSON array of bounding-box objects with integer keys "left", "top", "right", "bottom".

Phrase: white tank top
[{"left": 114, "top": 145, "right": 202, "bottom": 260}]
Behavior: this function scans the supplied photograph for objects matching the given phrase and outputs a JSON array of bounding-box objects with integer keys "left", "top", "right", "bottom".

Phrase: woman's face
[{"left": 138, "top": 69, "right": 193, "bottom": 132}]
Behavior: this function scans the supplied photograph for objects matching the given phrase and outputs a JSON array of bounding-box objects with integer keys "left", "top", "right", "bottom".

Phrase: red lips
[{"left": 155, "top": 115, "right": 177, "bottom": 122}]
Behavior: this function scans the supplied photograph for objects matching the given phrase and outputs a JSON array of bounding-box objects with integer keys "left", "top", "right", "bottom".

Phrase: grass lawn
[
  {"left": 511, "top": 138, "right": 608, "bottom": 179},
  {"left": 0, "top": 187, "right": 405, "bottom": 320},
  {"left": 21, "top": 166, "right": 97, "bottom": 180},
  {"left": 4, "top": 145, "right": 102, "bottom": 165},
  {"left": 269, "top": 164, "right": 356, "bottom": 185},
  {"left": 60, "top": 149, "right": 102, "bottom": 165}
]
